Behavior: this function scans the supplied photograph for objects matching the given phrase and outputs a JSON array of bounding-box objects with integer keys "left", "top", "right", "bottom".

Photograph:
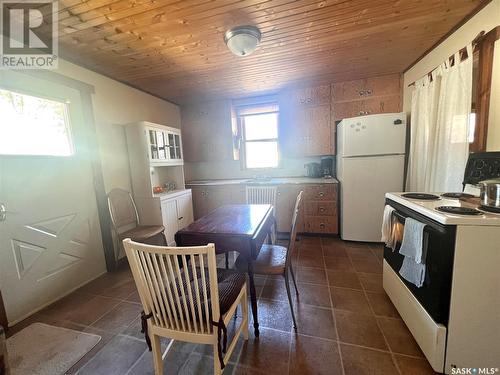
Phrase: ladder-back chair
[
  {"left": 123, "top": 240, "right": 248, "bottom": 374},
  {"left": 235, "top": 191, "right": 303, "bottom": 329},
  {"left": 108, "top": 188, "right": 166, "bottom": 257}
]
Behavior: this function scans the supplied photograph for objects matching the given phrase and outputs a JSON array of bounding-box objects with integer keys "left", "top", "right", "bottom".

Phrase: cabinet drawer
[
  {"left": 304, "top": 216, "right": 338, "bottom": 234},
  {"left": 333, "top": 95, "right": 400, "bottom": 121},
  {"left": 305, "top": 201, "right": 337, "bottom": 216},
  {"left": 304, "top": 185, "right": 336, "bottom": 201}
]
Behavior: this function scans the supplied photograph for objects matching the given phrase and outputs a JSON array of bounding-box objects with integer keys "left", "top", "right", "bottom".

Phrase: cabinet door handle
[
  {"left": 319, "top": 223, "right": 325, "bottom": 229},
  {"left": 178, "top": 216, "right": 184, "bottom": 220},
  {"left": 366, "top": 89, "right": 373, "bottom": 95},
  {"left": 319, "top": 207, "right": 325, "bottom": 213},
  {"left": 318, "top": 192, "right": 324, "bottom": 197},
  {"left": 359, "top": 90, "right": 365, "bottom": 96}
]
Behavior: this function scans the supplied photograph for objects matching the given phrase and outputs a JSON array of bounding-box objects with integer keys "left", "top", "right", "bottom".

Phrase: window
[
  {"left": 0, "top": 88, "right": 73, "bottom": 156},
  {"left": 237, "top": 102, "right": 279, "bottom": 169}
]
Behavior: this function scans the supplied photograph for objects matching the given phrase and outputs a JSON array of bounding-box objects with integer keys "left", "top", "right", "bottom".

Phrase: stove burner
[
  {"left": 441, "top": 192, "right": 476, "bottom": 199},
  {"left": 402, "top": 193, "right": 441, "bottom": 200},
  {"left": 436, "top": 206, "right": 482, "bottom": 215},
  {"left": 479, "top": 205, "right": 500, "bottom": 214}
]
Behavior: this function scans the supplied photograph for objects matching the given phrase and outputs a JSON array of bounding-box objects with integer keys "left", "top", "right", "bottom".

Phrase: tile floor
[{"left": 9, "top": 237, "right": 438, "bottom": 374}]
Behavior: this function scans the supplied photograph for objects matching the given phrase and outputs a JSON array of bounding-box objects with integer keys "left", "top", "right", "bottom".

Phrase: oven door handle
[{"left": 392, "top": 210, "right": 407, "bottom": 223}]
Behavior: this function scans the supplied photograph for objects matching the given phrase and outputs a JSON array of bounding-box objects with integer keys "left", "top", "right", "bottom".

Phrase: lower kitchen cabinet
[
  {"left": 188, "top": 185, "right": 245, "bottom": 220},
  {"left": 160, "top": 190, "right": 194, "bottom": 246},
  {"left": 301, "top": 184, "right": 339, "bottom": 235},
  {"left": 276, "top": 185, "right": 303, "bottom": 232},
  {"left": 274, "top": 183, "right": 339, "bottom": 235}
]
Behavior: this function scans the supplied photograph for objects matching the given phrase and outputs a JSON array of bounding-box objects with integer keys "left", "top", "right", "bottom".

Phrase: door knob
[{"left": 0, "top": 203, "right": 6, "bottom": 222}]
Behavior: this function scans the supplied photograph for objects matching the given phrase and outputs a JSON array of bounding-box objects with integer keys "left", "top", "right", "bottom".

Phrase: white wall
[
  {"left": 403, "top": 0, "right": 500, "bottom": 151},
  {"left": 55, "top": 59, "right": 181, "bottom": 192}
]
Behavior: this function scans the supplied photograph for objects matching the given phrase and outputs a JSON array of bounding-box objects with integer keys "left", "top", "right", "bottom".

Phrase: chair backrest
[
  {"left": 246, "top": 186, "right": 277, "bottom": 207},
  {"left": 286, "top": 191, "right": 304, "bottom": 267},
  {"left": 123, "top": 239, "right": 220, "bottom": 335},
  {"left": 107, "top": 188, "right": 139, "bottom": 234}
]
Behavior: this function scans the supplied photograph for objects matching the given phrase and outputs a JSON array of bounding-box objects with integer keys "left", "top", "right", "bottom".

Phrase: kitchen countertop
[{"left": 186, "top": 176, "right": 338, "bottom": 186}]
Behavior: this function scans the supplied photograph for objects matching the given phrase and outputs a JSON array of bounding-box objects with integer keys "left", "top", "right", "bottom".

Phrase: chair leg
[
  {"left": 284, "top": 273, "right": 298, "bottom": 330},
  {"left": 151, "top": 334, "right": 163, "bottom": 375},
  {"left": 242, "top": 287, "right": 249, "bottom": 340},
  {"left": 225, "top": 252, "right": 229, "bottom": 269},
  {"left": 288, "top": 264, "right": 299, "bottom": 296},
  {"left": 213, "top": 344, "right": 222, "bottom": 375}
]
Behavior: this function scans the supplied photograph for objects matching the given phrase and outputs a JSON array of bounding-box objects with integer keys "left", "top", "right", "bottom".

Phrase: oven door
[{"left": 383, "top": 199, "right": 456, "bottom": 326}]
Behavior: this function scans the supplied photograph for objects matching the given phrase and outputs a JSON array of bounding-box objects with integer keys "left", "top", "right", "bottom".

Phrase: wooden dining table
[{"left": 174, "top": 204, "right": 274, "bottom": 337}]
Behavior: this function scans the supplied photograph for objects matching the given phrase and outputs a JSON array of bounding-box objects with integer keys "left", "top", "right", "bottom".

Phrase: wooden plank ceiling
[{"left": 48, "top": 0, "right": 485, "bottom": 103}]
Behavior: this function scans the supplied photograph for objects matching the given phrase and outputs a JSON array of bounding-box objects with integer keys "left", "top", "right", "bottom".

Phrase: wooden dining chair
[
  {"left": 123, "top": 239, "right": 248, "bottom": 374},
  {"left": 108, "top": 188, "right": 166, "bottom": 257},
  {"left": 235, "top": 191, "right": 303, "bottom": 329}
]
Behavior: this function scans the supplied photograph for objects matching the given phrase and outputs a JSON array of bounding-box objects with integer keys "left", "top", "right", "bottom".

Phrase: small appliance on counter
[
  {"left": 320, "top": 157, "right": 334, "bottom": 178},
  {"left": 304, "top": 162, "right": 321, "bottom": 178}
]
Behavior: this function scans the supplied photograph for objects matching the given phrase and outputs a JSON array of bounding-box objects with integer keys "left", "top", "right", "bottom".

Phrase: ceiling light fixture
[{"left": 224, "top": 25, "right": 262, "bottom": 57}]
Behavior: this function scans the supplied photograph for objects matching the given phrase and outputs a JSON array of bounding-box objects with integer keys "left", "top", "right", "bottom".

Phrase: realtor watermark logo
[
  {"left": 451, "top": 367, "right": 499, "bottom": 374},
  {"left": 0, "top": 0, "right": 58, "bottom": 69}
]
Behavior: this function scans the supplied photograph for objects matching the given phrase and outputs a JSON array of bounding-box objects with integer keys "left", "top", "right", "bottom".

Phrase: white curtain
[{"left": 406, "top": 45, "right": 473, "bottom": 192}]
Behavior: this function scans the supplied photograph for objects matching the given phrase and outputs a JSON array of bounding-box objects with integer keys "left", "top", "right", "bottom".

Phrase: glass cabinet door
[
  {"left": 167, "top": 133, "right": 175, "bottom": 159},
  {"left": 149, "top": 130, "right": 158, "bottom": 159},
  {"left": 156, "top": 130, "right": 166, "bottom": 159},
  {"left": 174, "top": 134, "right": 181, "bottom": 159}
]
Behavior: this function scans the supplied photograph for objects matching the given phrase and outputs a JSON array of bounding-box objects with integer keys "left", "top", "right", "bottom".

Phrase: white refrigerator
[{"left": 337, "top": 113, "right": 407, "bottom": 242}]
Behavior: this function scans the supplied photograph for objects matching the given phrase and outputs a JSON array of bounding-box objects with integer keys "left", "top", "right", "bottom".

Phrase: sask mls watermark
[{"left": 1, "top": 0, "right": 58, "bottom": 69}]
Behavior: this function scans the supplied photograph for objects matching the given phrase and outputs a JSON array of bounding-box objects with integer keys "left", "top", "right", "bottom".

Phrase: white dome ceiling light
[{"left": 224, "top": 25, "right": 262, "bottom": 57}]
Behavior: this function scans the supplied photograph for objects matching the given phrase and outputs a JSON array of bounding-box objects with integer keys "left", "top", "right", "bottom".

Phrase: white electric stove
[{"left": 382, "top": 153, "right": 500, "bottom": 374}]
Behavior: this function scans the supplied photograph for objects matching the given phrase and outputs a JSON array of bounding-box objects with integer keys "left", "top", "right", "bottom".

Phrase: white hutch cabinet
[{"left": 125, "top": 121, "right": 193, "bottom": 247}]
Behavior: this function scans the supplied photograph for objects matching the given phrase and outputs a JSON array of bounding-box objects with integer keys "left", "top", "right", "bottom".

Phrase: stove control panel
[{"left": 463, "top": 152, "right": 500, "bottom": 186}]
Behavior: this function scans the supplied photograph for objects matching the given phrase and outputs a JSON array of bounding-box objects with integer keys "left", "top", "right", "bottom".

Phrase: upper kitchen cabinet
[
  {"left": 126, "top": 121, "right": 183, "bottom": 167},
  {"left": 280, "top": 84, "right": 334, "bottom": 157},
  {"left": 288, "top": 85, "right": 331, "bottom": 106},
  {"left": 331, "top": 74, "right": 402, "bottom": 121},
  {"left": 181, "top": 100, "right": 234, "bottom": 162}
]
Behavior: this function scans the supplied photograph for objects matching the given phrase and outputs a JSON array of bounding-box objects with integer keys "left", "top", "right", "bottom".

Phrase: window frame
[
  {"left": 0, "top": 85, "right": 75, "bottom": 157},
  {"left": 236, "top": 104, "right": 281, "bottom": 170},
  {"left": 470, "top": 26, "right": 500, "bottom": 152}
]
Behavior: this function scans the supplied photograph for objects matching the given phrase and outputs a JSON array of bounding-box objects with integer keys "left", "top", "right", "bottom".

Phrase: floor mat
[{"left": 7, "top": 322, "right": 101, "bottom": 375}]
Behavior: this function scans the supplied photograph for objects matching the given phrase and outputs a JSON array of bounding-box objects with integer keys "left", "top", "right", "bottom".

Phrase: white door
[
  {"left": 340, "top": 154, "right": 405, "bottom": 242},
  {"left": 161, "top": 199, "right": 178, "bottom": 246},
  {"left": 0, "top": 71, "right": 106, "bottom": 325}
]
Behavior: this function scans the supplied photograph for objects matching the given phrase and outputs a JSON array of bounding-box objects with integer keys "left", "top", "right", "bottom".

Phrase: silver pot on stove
[{"left": 479, "top": 178, "right": 500, "bottom": 210}]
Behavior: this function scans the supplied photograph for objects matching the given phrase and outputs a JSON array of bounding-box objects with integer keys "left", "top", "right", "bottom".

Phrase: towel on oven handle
[
  {"left": 398, "top": 217, "right": 427, "bottom": 287},
  {"left": 381, "top": 205, "right": 397, "bottom": 250}
]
